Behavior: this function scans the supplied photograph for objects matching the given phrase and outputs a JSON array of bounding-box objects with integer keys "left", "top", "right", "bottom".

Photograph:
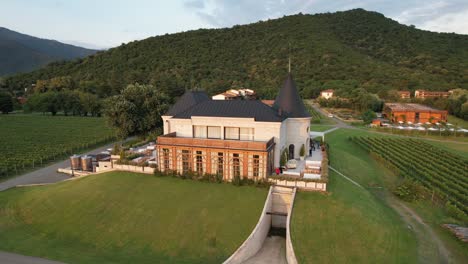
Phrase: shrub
[
  {"left": 232, "top": 175, "right": 241, "bottom": 186},
  {"left": 392, "top": 178, "right": 426, "bottom": 202},
  {"left": 300, "top": 144, "right": 305, "bottom": 157}
]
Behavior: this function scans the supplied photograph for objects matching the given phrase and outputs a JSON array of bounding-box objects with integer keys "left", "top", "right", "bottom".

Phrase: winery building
[
  {"left": 414, "top": 90, "right": 450, "bottom": 99},
  {"left": 383, "top": 103, "right": 448, "bottom": 123},
  {"left": 156, "top": 73, "right": 311, "bottom": 180}
]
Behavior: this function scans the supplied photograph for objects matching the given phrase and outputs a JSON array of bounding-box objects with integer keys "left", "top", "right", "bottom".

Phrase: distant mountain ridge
[
  {"left": 2, "top": 9, "right": 468, "bottom": 97},
  {"left": 0, "top": 27, "right": 97, "bottom": 76}
]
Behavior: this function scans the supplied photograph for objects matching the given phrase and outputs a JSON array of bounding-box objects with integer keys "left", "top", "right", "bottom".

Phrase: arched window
[{"left": 288, "top": 144, "right": 295, "bottom": 160}]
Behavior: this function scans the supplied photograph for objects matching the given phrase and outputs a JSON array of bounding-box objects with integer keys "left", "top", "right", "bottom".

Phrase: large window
[
  {"left": 253, "top": 155, "right": 260, "bottom": 177},
  {"left": 163, "top": 148, "right": 170, "bottom": 170},
  {"left": 225, "top": 127, "right": 254, "bottom": 140},
  {"left": 193, "top": 126, "right": 207, "bottom": 138},
  {"left": 196, "top": 151, "right": 203, "bottom": 174},
  {"left": 217, "top": 152, "right": 223, "bottom": 175},
  {"left": 182, "top": 150, "right": 191, "bottom": 173},
  {"left": 240, "top": 128, "right": 254, "bottom": 140},
  {"left": 208, "top": 126, "right": 221, "bottom": 139},
  {"left": 225, "top": 127, "right": 240, "bottom": 140},
  {"left": 233, "top": 153, "right": 240, "bottom": 177}
]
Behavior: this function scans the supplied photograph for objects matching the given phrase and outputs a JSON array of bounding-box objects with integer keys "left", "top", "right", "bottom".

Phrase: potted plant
[
  {"left": 299, "top": 144, "right": 305, "bottom": 160},
  {"left": 280, "top": 149, "right": 288, "bottom": 171}
]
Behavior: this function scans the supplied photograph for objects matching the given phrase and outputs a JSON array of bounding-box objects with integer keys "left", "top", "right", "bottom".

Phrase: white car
[{"left": 328, "top": 114, "right": 334, "bottom": 118}]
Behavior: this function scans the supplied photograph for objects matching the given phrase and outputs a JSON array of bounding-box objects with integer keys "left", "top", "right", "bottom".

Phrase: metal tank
[
  {"left": 81, "top": 155, "right": 93, "bottom": 171},
  {"left": 70, "top": 155, "right": 81, "bottom": 170}
]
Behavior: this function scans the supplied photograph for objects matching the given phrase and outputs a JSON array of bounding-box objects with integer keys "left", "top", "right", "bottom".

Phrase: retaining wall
[
  {"left": 110, "top": 164, "right": 155, "bottom": 174},
  {"left": 223, "top": 186, "right": 273, "bottom": 264},
  {"left": 268, "top": 178, "right": 327, "bottom": 191},
  {"left": 286, "top": 188, "right": 298, "bottom": 264}
]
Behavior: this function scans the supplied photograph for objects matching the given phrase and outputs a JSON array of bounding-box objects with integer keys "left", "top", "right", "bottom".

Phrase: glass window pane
[
  {"left": 225, "top": 127, "right": 239, "bottom": 140},
  {"left": 207, "top": 126, "right": 221, "bottom": 139},
  {"left": 193, "top": 126, "right": 207, "bottom": 138},
  {"left": 240, "top": 128, "right": 254, "bottom": 140}
]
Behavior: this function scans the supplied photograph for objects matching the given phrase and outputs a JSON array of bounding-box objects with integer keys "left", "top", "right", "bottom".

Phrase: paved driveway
[
  {"left": 0, "top": 251, "right": 65, "bottom": 264},
  {"left": 0, "top": 143, "right": 116, "bottom": 192}
]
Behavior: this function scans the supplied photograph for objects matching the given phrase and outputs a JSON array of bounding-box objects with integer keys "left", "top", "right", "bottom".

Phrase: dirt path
[
  {"left": 331, "top": 167, "right": 451, "bottom": 264},
  {"left": 386, "top": 197, "right": 451, "bottom": 264}
]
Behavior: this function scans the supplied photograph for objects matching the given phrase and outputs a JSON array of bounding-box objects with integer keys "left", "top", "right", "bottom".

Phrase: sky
[{"left": 1, "top": 0, "right": 467, "bottom": 49}]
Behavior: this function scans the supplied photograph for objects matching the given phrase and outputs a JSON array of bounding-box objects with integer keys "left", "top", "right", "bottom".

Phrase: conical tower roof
[{"left": 272, "top": 73, "right": 310, "bottom": 118}]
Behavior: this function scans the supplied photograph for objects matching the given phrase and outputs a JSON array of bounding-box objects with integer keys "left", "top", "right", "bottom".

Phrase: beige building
[
  {"left": 320, "top": 89, "right": 334, "bottom": 99},
  {"left": 212, "top": 88, "right": 256, "bottom": 100},
  {"left": 415, "top": 90, "right": 450, "bottom": 99},
  {"left": 158, "top": 73, "right": 311, "bottom": 180}
]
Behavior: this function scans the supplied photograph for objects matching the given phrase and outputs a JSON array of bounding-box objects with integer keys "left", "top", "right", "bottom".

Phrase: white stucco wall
[
  {"left": 284, "top": 118, "right": 311, "bottom": 159},
  {"left": 164, "top": 116, "right": 310, "bottom": 168}
]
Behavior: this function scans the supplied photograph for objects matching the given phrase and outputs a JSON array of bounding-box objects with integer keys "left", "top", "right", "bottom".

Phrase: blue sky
[{"left": 1, "top": 0, "right": 467, "bottom": 49}]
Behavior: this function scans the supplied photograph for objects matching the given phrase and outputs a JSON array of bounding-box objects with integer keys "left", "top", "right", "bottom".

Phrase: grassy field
[
  {"left": 0, "top": 114, "right": 115, "bottom": 178},
  {"left": 310, "top": 125, "right": 335, "bottom": 132},
  {"left": 292, "top": 172, "right": 417, "bottom": 263},
  {"left": 310, "top": 128, "right": 468, "bottom": 263},
  {"left": 448, "top": 115, "right": 468, "bottom": 129},
  {"left": 292, "top": 128, "right": 418, "bottom": 263},
  {"left": 0, "top": 172, "right": 267, "bottom": 263}
]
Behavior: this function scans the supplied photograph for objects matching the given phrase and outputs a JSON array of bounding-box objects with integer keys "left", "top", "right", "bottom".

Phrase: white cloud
[{"left": 419, "top": 8, "right": 468, "bottom": 34}]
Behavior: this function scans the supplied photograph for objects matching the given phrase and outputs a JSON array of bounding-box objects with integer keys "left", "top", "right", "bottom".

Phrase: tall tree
[
  {"left": 103, "top": 83, "right": 170, "bottom": 139},
  {"left": 0, "top": 92, "right": 13, "bottom": 114}
]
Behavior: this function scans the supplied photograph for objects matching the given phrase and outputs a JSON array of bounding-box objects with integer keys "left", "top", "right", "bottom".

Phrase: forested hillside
[
  {"left": 2, "top": 9, "right": 467, "bottom": 99},
  {"left": 0, "top": 27, "right": 97, "bottom": 76}
]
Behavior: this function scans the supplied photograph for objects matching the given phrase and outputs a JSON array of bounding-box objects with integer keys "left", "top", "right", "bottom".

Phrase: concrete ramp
[
  {"left": 224, "top": 186, "right": 297, "bottom": 264},
  {"left": 243, "top": 236, "right": 287, "bottom": 264}
]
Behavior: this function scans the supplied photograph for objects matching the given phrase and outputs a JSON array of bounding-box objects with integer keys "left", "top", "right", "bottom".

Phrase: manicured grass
[
  {"left": 292, "top": 129, "right": 418, "bottom": 263},
  {"left": 0, "top": 114, "right": 115, "bottom": 178},
  {"left": 0, "top": 172, "right": 267, "bottom": 263},
  {"left": 310, "top": 125, "right": 335, "bottom": 132},
  {"left": 292, "top": 172, "right": 417, "bottom": 263},
  {"left": 448, "top": 115, "right": 468, "bottom": 129},
  {"left": 316, "top": 128, "right": 468, "bottom": 263}
]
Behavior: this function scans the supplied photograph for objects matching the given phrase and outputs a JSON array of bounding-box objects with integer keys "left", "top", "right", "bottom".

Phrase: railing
[{"left": 157, "top": 133, "right": 275, "bottom": 151}]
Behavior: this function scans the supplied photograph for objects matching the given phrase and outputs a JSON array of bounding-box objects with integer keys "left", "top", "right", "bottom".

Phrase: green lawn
[
  {"left": 310, "top": 125, "right": 335, "bottom": 132},
  {"left": 448, "top": 115, "right": 468, "bottom": 129},
  {"left": 0, "top": 114, "right": 115, "bottom": 179},
  {"left": 292, "top": 128, "right": 418, "bottom": 263},
  {"left": 292, "top": 172, "right": 417, "bottom": 263},
  {"left": 301, "top": 128, "right": 467, "bottom": 263},
  {"left": 0, "top": 172, "right": 267, "bottom": 263}
]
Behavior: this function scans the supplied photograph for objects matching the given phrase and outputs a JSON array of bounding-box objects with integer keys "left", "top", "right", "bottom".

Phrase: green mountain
[
  {"left": 0, "top": 27, "right": 97, "bottom": 76},
  {"left": 3, "top": 9, "right": 467, "bottom": 98}
]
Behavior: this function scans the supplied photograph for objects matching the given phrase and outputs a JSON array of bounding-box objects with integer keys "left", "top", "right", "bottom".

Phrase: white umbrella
[
  {"left": 425, "top": 122, "right": 431, "bottom": 125},
  {"left": 398, "top": 121, "right": 404, "bottom": 124},
  {"left": 436, "top": 122, "right": 440, "bottom": 125},
  {"left": 407, "top": 121, "right": 413, "bottom": 125},
  {"left": 447, "top": 123, "right": 453, "bottom": 126}
]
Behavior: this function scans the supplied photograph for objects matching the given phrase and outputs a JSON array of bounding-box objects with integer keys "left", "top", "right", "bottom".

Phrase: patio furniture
[{"left": 286, "top": 159, "right": 297, "bottom": 169}]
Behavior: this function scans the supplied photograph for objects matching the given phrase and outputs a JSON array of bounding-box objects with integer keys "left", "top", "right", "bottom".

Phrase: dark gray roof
[
  {"left": 272, "top": 73, "right": 310, "bottom": 118},
  {"left": 173, "top": 100, "right": 284, "bottom": 122},
  {"left": 165, "top": 91, "right": 210, "bottom": 116}
]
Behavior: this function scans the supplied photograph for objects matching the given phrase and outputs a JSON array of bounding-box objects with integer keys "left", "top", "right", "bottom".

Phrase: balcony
[{"left": 157, "top": 132, "right": 275, "bottom": 151}]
